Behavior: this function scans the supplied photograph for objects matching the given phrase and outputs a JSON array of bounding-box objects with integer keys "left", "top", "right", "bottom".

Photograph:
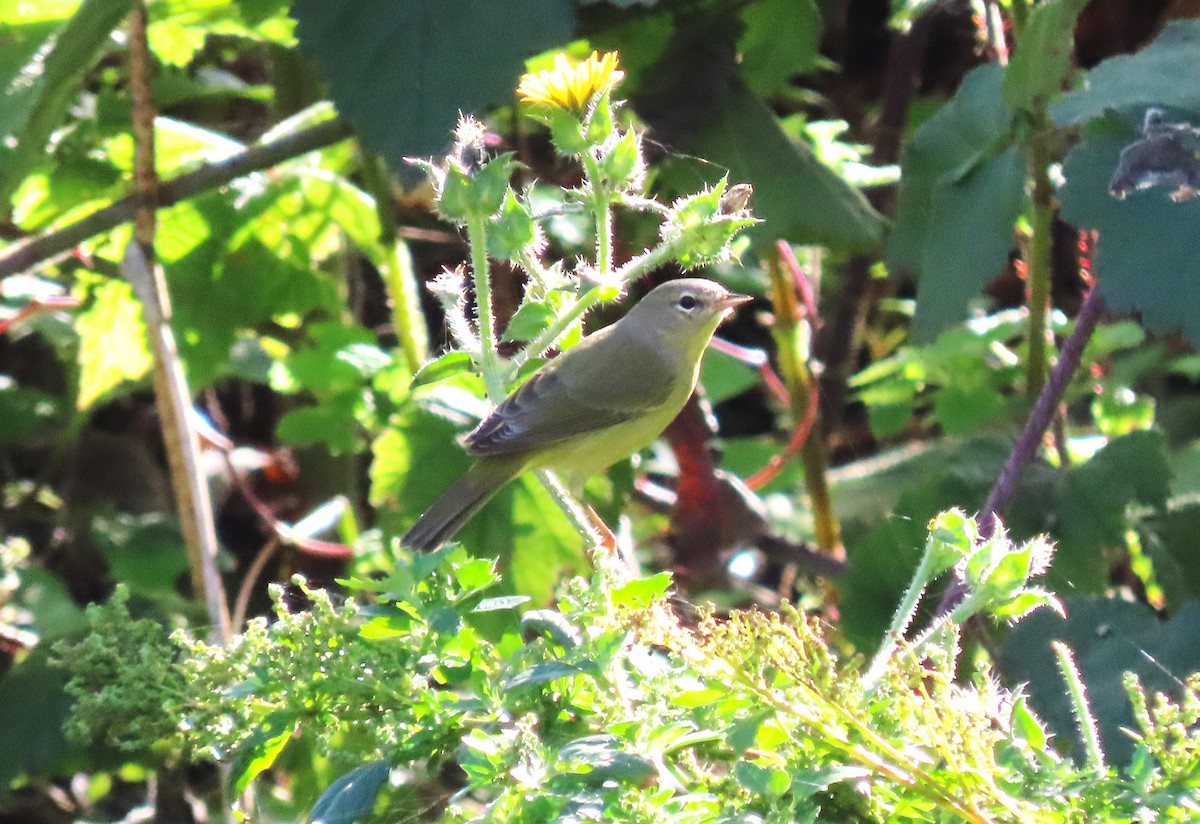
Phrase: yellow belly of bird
[{"left": 534, "top": 402, "right": 681, "bottom": 481}]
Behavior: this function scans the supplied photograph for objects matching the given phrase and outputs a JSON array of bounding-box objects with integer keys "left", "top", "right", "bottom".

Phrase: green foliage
[
  {"left": 53, "top": 514, "right": 1200, "bottom": 822},
  {"left": 888, "top": 64, "right": 1023, "bottom": 342},
  {"left": 1000, "top": 597, "right": 1200, "bottom": 769},
  {"left": 1050, "top": 20, "right": 1200, "bottom": 126},
  {"left": 671, "top": 81, "right": 885, "bottom": 253},
  {"left": 291, "top": 0, "right": 575, "bottom": 163},
  {"left": 0, "top": 0, "right": 134, "bottom": 206},
  {"left": 6, "top": 2, "right": 1200, "bottom": 821},
  {"left": 1001, "top": 0, "right": 1091, "bottom": 113},
  {"left": 1059, "top": 127, "right": 1200, "bottom": 345},
  {"left": 53, "top": 587, "right": 186, "bottom": 757},
  {"left": 851, "top": 308, "right": 1032, "bottom": 438}
]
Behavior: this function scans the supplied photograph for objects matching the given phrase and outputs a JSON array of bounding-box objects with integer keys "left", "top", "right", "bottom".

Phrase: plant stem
[
  {"left": 983, "top": 284, "right": 1104, "bottom": 530},
  {"left": 126, "top": 6, "right": 231, "bottom": 646},
  {"left": 1052, "top": 641, "right": 1108, "bottom": 777},
  {"left": 360, "top": 150, "right": 427, "bottom": 374},
  {"left": 584, "top": 154, "right": 613, "bottom": 276},
  {"left": 467, "top": 213, "right": 505, "bottom": 402},
  {"left": 863, "top": 547, "right": 936, "bottom": 689},
  {"left": 519, "top": 242, "right": 676, "bottom": 362},
  {"left": 1025, "top": 123, "right": 1056, "bottom": 394},
  {"left": 767, "top": 247, "right": 842, "bottom": 557},
  {"left": 936, "top": 285, "right": 1104, "bottom": 618}
]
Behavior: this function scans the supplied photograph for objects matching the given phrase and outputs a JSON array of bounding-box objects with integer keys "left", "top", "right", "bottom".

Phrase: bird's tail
[{"left": 401, "top": 458, "right": 522, "bottom": 551}]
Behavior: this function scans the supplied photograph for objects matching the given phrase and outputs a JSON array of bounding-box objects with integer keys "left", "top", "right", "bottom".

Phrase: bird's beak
[{"left": 716, "top": 293, "right": 753, "bottom": 312}]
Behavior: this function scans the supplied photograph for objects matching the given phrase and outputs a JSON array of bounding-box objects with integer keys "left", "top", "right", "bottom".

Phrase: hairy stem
[{"left": 467, "top": 213, "right": 505, "bottom": 402}]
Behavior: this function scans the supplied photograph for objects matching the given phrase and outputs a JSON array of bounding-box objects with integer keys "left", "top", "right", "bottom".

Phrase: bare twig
[
  {"left": 232, "top": 537, "right": 280, "bottom": 634},
  {"left": 124, "top": 7, "right": 230, "bottom": 643},
  {"left": 980, "top": 286, "right": 1105, "bottom": 532},
  {"left": 0, "top": 118, "right": 354, "bottom": 276}
]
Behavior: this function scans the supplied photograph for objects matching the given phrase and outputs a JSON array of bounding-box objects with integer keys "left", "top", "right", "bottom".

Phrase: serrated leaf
[
  {"left": 501, "top": 299, "right": 556, "bottom": 343},
  {"left": 889, "top": 62, "right": 1025, "bottom": 341},
  {"left": 1051, "top": 20, "right": 1200, "bottom": 127},
  {"left": 291, "top": 0, "right": 574, "bottom": 165},
  {"left": 309, "top": 760, "right": 390, "bottom": 824},
  {"left": 1059, "top": 132, "right": 1200, "bottom": 345},
  {"left": 889, "top": 65, "right": 1017, "bottom": 275},
  {"left": 1002, "top": 0, "right": 1091, "bottom": 113},
  {"left": 998, "top": 596, "right": 1200, "bottom": 767},
  {"left": 738, "top": 0, "right": 821, "bottom": 96},
  {"left": 75, "top": 277, "right": 153, "bottom": 410},
  {"left": 673, "top": 80, "right": 885, "bottom": 252}
]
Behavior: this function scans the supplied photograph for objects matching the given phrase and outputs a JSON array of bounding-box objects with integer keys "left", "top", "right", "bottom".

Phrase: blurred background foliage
[{"left": 3, "top": 0, "right": 1200, "bottom": 820}]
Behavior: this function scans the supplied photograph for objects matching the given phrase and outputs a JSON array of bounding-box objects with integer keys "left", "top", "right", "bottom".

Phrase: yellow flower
[{"left": 517, "top": 51, "right": 623, "bottom": 114}]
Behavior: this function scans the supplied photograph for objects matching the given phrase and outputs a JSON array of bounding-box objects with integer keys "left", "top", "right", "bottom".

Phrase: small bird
[{"left": 403, "top": 278, "right": 751, "bottom": 550}]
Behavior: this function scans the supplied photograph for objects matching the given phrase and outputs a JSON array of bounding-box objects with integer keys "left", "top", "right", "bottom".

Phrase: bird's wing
[{"left": 466, "top": 333, "right": 676, "bottom": 457}]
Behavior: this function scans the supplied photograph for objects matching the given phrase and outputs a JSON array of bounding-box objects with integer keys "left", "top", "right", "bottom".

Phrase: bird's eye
[{"left": 678, "top": 294, "right": 698, "bottom": 311}]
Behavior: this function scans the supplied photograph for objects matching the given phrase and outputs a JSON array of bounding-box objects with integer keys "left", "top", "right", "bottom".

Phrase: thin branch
[
  {"left": 125, "top": 6, "right": 230, "bottom": 643},
  {"left": 936, "top": 285, "right": 1105, "bottom": 618},
  {"left": 0, "top": 118, "right": 355, "bottom": 276},
  {"left": 981, "top": 285, "right": 1105, "bottom": 531}
]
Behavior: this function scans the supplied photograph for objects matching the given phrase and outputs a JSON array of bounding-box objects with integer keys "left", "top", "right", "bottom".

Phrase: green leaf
[
  {"left": 0, "top": 380, "right": 60, "bottom": 444},
  {"left": 472, "top": 595, "right": 529, "bottom": 613},
  {"left": 1050, "top": 20, "right": 1200, "bottom": 127},
  {"left": 506, "top": 661, "right": 584, "bottom": 690},
  {"left": 369, "top": 388, "right": 482, "bottom": 534},
  {"left": 1052, "top": 430, "right": 1171, "bottom": 592},
  {"left": 411, "top": 351, "right": 474, "bottom": 389},
  {"left": 308, "top": 759, "right": 390, "bottom": 824},
  {"left": 1001, "top": 0, "right": 1091, "bottom": 113},
  {"left": 735, "top": 761, "right": 791, "bottom": 797},
  {"left": 0, "top": 0, "right": 134, "bottom": 206},
  {"left": 0, "top": 649, "right": 80, "bottom": 787},
  {"left": 1059, "top": 131, "right": 1200, "bottom": 345},
  {"left": 932, "top": 378, "right": 1008, "bottom": 436},
  {"left": 91, "top": 512, "right": 189, "bottom": 597},
  {"left": 677, "top": 80, "right": 885, "bottom": 252},
  {"left": 610, "top": 572, "right": 673, "bottom": 609},
  {"left": 228, "top": 712, "right": 298, "bottom": 796},
  {"left": 75, "top": 276, "right": 153, "bottom": 410},
  {"left": 291, "top": 0, "right": 574, "bottom": 164},
  {"left": 275, "top": 392, "right": 364, "bottom": 454},
  {"left": 888, "top": 64, "right": 1023, "bottom": 341},
  {"left": 737, "top": 0, "right": 821, "bottom": 97},
  {"left": 506, "top": 472, "right": 588, "bottom": 604},
  {"left": 501, "top": 299, "right": 556, "bottom": 343},
  {"left": 282, "top": 322, "right": 390, "bottom": 397},
  {"left": 998, "top": 596, "right": 1200, "bottom": 767},
  {"left": 556, "top": 735, "right": 657, "bottom": 785}
]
